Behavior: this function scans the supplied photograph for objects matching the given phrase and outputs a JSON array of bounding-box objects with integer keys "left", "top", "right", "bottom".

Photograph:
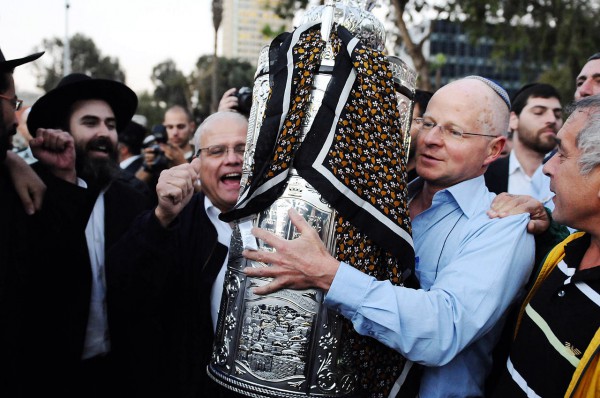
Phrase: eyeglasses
[
  {"left": 0, "top": 94, "right": 23, "bottom": 111},
  {"left": 196, "top": 144, "right": 246, "bottom": 158},
  {"left": 415, "top": 118, "right": 498, "bottom": 140}
]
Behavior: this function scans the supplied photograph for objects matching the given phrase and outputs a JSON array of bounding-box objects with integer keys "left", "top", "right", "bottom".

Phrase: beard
[
  {"left": 520, "top": 128, "right": 558, "bottom": 154},
  {"left": 75, "top": 136, "right": 120, "bottom": 189}
]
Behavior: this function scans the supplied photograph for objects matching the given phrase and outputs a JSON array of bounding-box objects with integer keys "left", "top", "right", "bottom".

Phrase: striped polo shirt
[{"left": 493, "top": 233, "right": 600, "bottom": 397}]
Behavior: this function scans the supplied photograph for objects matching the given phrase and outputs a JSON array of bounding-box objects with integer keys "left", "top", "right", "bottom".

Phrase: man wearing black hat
[
  {"left": 0, "top": 47, "right": 47, "bottom": 213},
  {"left": 0, "top": 46, "right": 49, "bottom": 392},
  {"left": 5, "top": 72, "right": 152, "bottom": 398},
  {"left": 0, "top": 47, "right": 77, "bottom": 396},
  {"left": 118, "top": 120, "right": 147, "bottom": 175}
]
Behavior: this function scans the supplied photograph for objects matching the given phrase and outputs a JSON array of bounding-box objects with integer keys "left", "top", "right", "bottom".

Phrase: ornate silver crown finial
[{"left": 300, "top": 0, "right": 386, "bottom": 51}]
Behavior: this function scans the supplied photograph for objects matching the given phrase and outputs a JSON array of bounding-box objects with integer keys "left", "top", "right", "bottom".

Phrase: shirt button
[{"left": 557, "top": 290, "right": 566, "bottom": 297}]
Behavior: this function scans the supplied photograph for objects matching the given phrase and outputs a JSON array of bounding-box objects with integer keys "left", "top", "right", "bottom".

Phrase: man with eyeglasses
[
  {"left": 0, "top": 48, "right": 46, "bottom": 214},
  {"left": 240, "top": 76, "right": 536, "bottom": 396},
  {"left": 108, "top": 111, "right": 248, "bottom": 397},
  {"left": 406, "top": 89, "right": 433, "bottom": 182}
]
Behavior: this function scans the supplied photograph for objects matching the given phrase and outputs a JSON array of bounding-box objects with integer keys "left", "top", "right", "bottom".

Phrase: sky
[{"left": 1, "top": 0, "right": 214, "bottom": 97}]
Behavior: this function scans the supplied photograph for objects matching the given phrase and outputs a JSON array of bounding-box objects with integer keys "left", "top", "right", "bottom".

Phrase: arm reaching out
[
  {"left": 4, "top": 151, "right": 46, "bottom": 215},
  {"left": 218, "top": 87, "right": 239, "bottom": 112},
  {"left": 487, "top": 193, "right": 550, "bottom": 234},
  {"left": 243, "top": 208, "right": 340, "bottom": 294}
]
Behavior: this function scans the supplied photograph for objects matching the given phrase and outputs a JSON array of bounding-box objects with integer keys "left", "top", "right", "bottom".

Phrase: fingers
[
  {"left": 250, "top": 226, "right": 283, "bottom": 251},
  {"left": 243, "top": 248, "right": 275, "bottom": 265},
  {"left": 287, "top": 208, "right": 313, "bottom": 234},
  {"left": 156, "top": 164, "right": 198, "bottom": 205},
  {"left": 221, "top": 87, "right": 237, "bottom": 99},
  {"left": 218, "top": 88, "right": 239, "bottom": 112},
  {"left": 488, "top": 193, "right": 534, "bottom": 218},
  {"left": 243, "top": 265, "right": 291, "bottom": 295},
  {"left": 30, "top": 184, "right": 46, "bottom": 212},
  {"left": 37, "top": 129, "right": 71, "bottom": 148},
  {"left": 16, "top": 188, "right": 36, "bottom": 216}
]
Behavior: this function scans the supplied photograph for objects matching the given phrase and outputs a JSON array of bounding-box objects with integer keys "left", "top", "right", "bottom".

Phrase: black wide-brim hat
[
  {"left": 27, "top": 73, "right": 138, "bottom": 136},
  {"left": 0, "top": 48, "right": 44, "bottom": 71}
]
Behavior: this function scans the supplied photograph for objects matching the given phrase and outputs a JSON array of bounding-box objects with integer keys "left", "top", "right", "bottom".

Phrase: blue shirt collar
[{"left": 409, "top": 175, "right": 489, "bottom": 219}]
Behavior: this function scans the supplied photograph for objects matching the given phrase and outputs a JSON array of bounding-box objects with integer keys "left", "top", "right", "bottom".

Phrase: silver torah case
[{"left": 208, "top": 2, "right": 417, "bottom": 397}]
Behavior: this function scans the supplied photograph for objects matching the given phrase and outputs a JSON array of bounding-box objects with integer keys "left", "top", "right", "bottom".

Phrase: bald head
[
  {"left": 416, "top": 77, "right": 508, "bottom": 190},
  {"left": 440, "top": 78, "right": 510, "bottom": 136},
  {"left": 194, "top": 111, "right": 248, "bottom": 149}
]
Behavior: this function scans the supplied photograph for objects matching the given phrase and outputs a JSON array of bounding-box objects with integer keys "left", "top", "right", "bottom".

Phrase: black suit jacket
[
  {"left": 123, "top": 155, "right": 144, "bottom": 175},
  {"left": 108, "top": 192, "right": 242, "bottom": 398},
  {"left": 1, "top": 165, "right": 152, "bottom": 398},
  {"left": 484, "top": 155, "right": 509, "bottom": 195}
]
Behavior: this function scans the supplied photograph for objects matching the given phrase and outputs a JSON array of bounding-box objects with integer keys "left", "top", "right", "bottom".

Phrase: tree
[
  {"left": 151, "top": 59, "right": 190, "bottom": 110},
  {"left": 33, "top": 33, "right": 126, "bottom": 92},
  {"left": 136, "top": 90, "right": 166, "bottom": 129},
  {"left": 265, "top": 0, "right": 600, "bottom": 93},
  {"left": 452, "top": 0, "right": 600, "bottom": 89},
  {"left": 189, "top": 56, "right": 255, "bottom": 121}
]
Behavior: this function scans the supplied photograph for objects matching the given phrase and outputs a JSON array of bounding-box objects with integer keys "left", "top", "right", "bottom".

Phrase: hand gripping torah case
[{"left": 208, "top": 1, "right": 419, "bottom": 397}]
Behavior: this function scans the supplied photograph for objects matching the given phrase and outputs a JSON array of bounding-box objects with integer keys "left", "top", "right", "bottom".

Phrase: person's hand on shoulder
[
  {"left": 487, "top": 192, "right": 550, "bottom": 234},
  {"left": 5, "top": 150, "right": 46, "bottom": 215}
]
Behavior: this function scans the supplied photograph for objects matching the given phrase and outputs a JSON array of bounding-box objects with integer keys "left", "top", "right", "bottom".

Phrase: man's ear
[
  {"left": 483, "top": 136, "right": 506, "bottom": 167},
  {"left": 509, "top": 111, "right": 519, "bottom": 132}
]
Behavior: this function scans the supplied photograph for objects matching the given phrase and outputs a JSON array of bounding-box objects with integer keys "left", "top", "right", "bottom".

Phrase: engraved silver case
[{"left": 208, "top": 2, "right": 417, "bottom": 397}]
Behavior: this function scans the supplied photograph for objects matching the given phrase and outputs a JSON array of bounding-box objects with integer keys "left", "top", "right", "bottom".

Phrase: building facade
[{"left": 221, "top": 0, "right": 293, "bottom": 66}]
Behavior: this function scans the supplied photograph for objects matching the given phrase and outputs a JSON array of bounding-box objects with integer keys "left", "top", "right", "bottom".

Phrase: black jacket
[
  {"left": 0, "top": 165, "right": 152, "bottom": 397},
  {"left": 108, "top": 192, "right": 241, "bottom": 398},
  {"left": 484, "top": 155, "right": 510, "bottom": 195}
]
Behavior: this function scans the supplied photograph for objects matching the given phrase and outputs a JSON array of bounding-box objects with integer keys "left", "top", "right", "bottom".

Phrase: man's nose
[
  {"left": 225, "top": 148, "right": 243, "bottom": 163},
  {"left": 579, "top": 79, "right": 593, "bottom": 98}
]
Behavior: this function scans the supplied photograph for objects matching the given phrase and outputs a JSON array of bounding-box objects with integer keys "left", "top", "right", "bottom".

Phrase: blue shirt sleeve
[{"left": 324, "top": 213, "right": 534, "bottom": 366}]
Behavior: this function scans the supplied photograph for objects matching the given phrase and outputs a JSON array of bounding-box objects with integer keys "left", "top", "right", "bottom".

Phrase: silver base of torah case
[{"left": 208, "top": 173, "right": 358, "bottom": 398}]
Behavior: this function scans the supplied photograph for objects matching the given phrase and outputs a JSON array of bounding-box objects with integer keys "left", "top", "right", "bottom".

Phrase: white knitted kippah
[{"left": 464, "top": 75, "right": 511, "bottom": 110}]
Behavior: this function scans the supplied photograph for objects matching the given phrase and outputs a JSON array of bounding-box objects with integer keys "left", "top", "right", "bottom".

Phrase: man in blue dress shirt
[{"left": 243, "top": 76, "right": 536, "bottom": 397}]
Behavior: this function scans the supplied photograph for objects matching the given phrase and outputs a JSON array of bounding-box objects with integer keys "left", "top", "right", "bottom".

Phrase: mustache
[{"left": 86, "top": 136, "right": 116, "bottom": 153}]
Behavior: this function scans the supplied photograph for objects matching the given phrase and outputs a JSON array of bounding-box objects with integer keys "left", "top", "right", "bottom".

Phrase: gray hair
[{"left": 570, "top": 95, "right": 600, "bottom": 174}]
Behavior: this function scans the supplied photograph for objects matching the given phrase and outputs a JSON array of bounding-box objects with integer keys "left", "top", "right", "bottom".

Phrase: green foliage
[
  {"left": 449, "top": 0, "right": 600, "bottom": 86},
  {"left": 151, "top": 59, "right": 190, "bottom": 110},
  {"left": 33, "top": 33, "right": 125, "bottom": 93},
  {"left": 136, "top": 91, "right": 165, "bottom": 129},
  {"left": 189, "top": 55, "right": 256, "bottom": 122},
  {"left": 268, "top": 0, "right": 311, "bottom": 20}
]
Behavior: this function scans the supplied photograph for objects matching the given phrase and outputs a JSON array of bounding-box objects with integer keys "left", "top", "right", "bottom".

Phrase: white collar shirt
[
  {"left": 205, "top": 196, "right": 232, "bottom": 333},
  {"left": 507, "top": 150, "right": 554, "bottom": 210},
  {"left": 78, "top": 178, "right": 111, "bottom": 360}
]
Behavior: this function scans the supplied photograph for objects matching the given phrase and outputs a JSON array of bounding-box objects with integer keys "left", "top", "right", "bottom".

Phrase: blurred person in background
[{"left": 575, "top": 52, "right": 600, "bottom": 101}]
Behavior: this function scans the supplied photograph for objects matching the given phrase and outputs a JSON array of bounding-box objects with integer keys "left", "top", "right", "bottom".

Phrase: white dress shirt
[{"left": 205, "top": 196, "right": 232, "bottom": 332}]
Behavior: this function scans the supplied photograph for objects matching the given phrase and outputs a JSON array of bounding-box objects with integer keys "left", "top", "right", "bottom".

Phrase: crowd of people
[{"left": 1, "top": 40, "right": 599, "bottom": 398}]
